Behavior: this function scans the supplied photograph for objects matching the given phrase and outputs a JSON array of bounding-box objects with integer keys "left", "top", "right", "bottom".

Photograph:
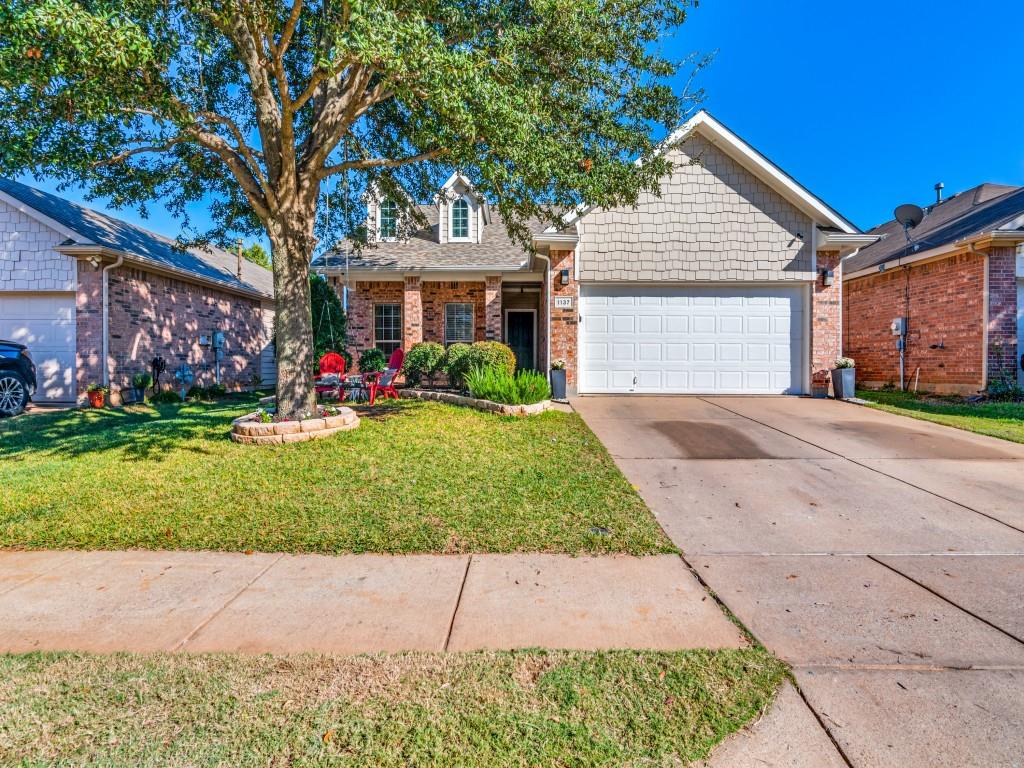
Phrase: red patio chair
[
  {"left": 365, "top": 348, "right": 405, "bottom": 406},
  {"left": 314, "top": 352, "right": 346, "bottom": 400}
]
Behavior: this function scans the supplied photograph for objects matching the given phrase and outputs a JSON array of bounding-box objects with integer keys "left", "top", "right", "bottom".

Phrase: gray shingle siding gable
[{"left": 577, "top": 135, "right": 814, "bottom": 282}]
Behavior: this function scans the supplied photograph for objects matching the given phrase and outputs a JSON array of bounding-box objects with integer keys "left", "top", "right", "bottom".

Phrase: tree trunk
[{"left": 269, "top": 215, "right": 318, "bottom": 419}]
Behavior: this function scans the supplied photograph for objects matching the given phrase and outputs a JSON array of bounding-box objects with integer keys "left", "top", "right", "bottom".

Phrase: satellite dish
[{"left": 894, "top": 203, "right": 925, "bottom": 229}]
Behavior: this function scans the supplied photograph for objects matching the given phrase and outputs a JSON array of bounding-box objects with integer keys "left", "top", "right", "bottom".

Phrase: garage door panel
[
  {"left": 579, "top": 284, "right": 805, "bottom": 395},
  {"left": 0, "top": 294, "right": 77, "bottom": 402}
]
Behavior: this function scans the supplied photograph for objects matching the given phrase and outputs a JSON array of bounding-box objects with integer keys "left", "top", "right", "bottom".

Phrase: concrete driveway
[{"left": 574, "top": 396, "right": 1024, "bottom": 768}]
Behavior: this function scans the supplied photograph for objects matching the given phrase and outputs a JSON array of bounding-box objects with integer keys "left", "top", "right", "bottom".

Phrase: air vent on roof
[{"left": 934, "top": 182, "right": 944, "bottom": 203}]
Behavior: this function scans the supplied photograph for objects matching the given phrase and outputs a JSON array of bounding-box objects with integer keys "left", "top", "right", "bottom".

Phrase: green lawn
[
  {"left": 857, "top": 389, "right": 1024, "bottom": 444},
  {"left": 0, "top": 396, "right": 672, "bottom": 554},
  {"left": 0, "top": 649, "right": 785, "bottom": 767}
]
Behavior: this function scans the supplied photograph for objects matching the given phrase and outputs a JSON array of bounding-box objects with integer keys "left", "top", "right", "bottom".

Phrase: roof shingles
[{"left": 0, "top": 178, "right": 273, "bottom": 297}]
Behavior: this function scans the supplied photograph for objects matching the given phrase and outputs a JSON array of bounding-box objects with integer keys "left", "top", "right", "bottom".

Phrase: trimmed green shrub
[
  {"left": 358, "top": 348, "right": 388, "bottom": 373},
  {"left": 403, "top": 342, "right": 446, "bottom": 386},
  {"left": 186, "top": 384, "right": 207, "bottom": 400},
  {"left": 207, "top": 383, "right": 227, "bottom": 398},
  {"left": 466, "top": 366, "right": 551, "bottom": 405},
  {"left": 150, "top": 389, "right": 183, "bottom": 404},
  {"left": 445, "top": 341, "right": 517, "bottom": 388},
  {"left": 471, "top": 341, "right": 516, "bottom": 377},
  {"left": 443, "top": 343, "right": 473, "bottom": 387}
]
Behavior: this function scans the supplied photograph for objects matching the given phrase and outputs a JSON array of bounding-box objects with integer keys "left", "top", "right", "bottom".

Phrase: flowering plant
[
  {"left": 834, "top": 357, "right": 855, "bottom": 370},
  {"left": 551, "top": 359, "right": 567, "bottom": 371}
]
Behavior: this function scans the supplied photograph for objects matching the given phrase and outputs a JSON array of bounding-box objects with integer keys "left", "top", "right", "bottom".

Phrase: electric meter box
[
  {"left": 890, "top": 317, "right": 908, "bottom": 336},
  {"left": 211, "top": 331, "right": 225, "bottom": 349}
]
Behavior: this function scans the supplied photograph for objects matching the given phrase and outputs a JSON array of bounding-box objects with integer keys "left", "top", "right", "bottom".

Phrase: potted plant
[
  {"left": 132, "top": 372, "right": 153, "bottom": 402},
  {"left": 550, "top": 358, "right": 567, "bottom": 401},
  {"left": 831, "top": 357, "right": 856, "bottom": 399},
  {"left": 86, "top": 383, "right": 108, "bottom": 408}
]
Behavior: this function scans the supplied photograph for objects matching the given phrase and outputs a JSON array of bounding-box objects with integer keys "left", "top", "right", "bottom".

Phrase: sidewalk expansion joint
[
  {"left": 169, "top": 552, "right": 285, "bottom": 652},
  {"left": 868, "top": 554, "right": 1024, "bottom": 647},
  {"left": 443, "top": 554, "right": 472, "bottom": 652}
]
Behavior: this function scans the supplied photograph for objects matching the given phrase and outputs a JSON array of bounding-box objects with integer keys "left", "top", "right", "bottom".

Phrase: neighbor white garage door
[
  {"left": 0, "top": 294, "right": 77, "bottom": 402},
  {"left": 579, "top": 284, "right": 806, "bottom": 395}
]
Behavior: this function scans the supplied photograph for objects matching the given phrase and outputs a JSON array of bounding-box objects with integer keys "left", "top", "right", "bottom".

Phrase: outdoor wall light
[
  {"left": 559, "top": 268, "right": 570, "bottom": 285},
  {"left": 820, "top": 268, "right": 834, "bottom": 287},
  {"left": 88, "top": 255, "right": 101, "bottom": 269}
]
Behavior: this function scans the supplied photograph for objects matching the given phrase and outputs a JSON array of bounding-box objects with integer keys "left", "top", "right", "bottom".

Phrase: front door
[{"left": 506, "top": 310, "right": 536, "bottom": 371}]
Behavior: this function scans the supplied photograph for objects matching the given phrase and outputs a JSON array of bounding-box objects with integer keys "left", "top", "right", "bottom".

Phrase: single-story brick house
[
  {"left": 0, "top": 179, "right": 276, "bottom": 405},
  {"left": 843, "top": 183, "right": 1024, "bottom": 393},
  {"left": 313, "top": 111, "right": 873, "bottom": 396}
]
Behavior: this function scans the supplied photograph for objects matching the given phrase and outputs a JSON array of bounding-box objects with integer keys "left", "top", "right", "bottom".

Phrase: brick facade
[
  {"left": 342, "top": 278, "right": 494, "bottom": 366},
  {"left": 76, "top": 260, "right": 267, "bottom": 403},
  {"left": 843, "top": 252, "right": 987, "bottom": 393},
  {"left": 345, "top": 280, "right": 404, "bottom": 356},
  {"left": 422, "top": 281, "right": 486, "bottom": 344},
  {"left": 986, "top": 246, "right": 1019, "bottom": 386},
  {"left": 484, "top": 275, "right": 502, "bottom": 341},
  {"left": 811, "top": 251, "right": 842, "bottom": 396},
  {"left": 403, "top": 275, "right": 423, "bottom": 350},
  {"left": 548, "top": 249, "right": 579, "bottom": 390}
]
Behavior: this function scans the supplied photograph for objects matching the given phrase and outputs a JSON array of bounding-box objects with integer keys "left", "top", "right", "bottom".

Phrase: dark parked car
[{"left": 0, "top": 340, "right": 37, "bottom": 417}]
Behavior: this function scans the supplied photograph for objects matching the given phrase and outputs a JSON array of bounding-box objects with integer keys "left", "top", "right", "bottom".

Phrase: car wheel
[{"left": 0, "top": 372, "right": 29, "bottom": 417}]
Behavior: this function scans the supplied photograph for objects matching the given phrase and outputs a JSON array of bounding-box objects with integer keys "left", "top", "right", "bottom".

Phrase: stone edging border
[
  {"left": 399, "top": 388, "right": 551, "bottom": 416},
  {"left": 230, "top": 406, "right": 360, "bottom": 444}
]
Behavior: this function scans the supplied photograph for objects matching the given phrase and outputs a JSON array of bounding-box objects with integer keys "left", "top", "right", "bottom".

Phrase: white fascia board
[
  {"left": 532, "top": 232, "right": 579, "bottom": 245},
  {"left": 549, "top": 110, "right": 859, "bottom": 236},
  {"left": 0, "top": 189, "right": 93, "bottom": 244},
  {"left": 818, "top": 231, "right": 879, "bottom": 250}
]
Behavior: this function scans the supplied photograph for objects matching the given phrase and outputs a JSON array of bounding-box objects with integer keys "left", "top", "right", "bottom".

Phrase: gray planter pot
[
  {"left": 550, "top": 369, "right": 567, "bottom": 400},
  {"left": 831, "top": 367, "right": 855, "bottom": 399}
]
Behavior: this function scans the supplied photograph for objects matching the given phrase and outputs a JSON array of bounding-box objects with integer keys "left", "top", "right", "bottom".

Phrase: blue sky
[{"left": 19, "top": 0, "right": 1024, "bottom": 241}]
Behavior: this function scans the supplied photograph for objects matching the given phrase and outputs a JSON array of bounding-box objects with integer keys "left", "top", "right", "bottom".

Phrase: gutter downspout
[
  {"left": 101, "top": 255, "right": 124, "bottom": 389},
  {"left": 534, "top": 251, "right": 552, "bottom": 379}
]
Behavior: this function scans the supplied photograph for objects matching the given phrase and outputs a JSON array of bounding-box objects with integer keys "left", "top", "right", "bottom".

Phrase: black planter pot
[{"left": 550, "top": 368, "right": 567, "bottom": 400}]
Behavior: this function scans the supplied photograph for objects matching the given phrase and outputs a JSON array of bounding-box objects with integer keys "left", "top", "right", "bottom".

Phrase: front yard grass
[
  {"left": 0, "top": 648, "right": 785, "bottom": 767},
  {"left": 0, "top": 397, "right": 672, "bottom": 554},
  {"left": 856, "top": 389, "right": 1024, "bottom": 444}
]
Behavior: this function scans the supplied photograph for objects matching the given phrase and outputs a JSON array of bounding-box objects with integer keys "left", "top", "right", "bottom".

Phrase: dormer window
[
  {"left": 379, "top": 198, "right": 398, "bottom": 240},
  {"left": 451, "top": 198, "right": 470, "bottom": 240}
]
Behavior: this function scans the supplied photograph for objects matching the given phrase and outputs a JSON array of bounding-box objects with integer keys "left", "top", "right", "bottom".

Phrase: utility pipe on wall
[{"left": 101, "top": 255, "right": 124, "bottom": 388}]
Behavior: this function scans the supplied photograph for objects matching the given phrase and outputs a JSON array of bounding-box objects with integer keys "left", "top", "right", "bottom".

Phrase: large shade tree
[{"left": 1, "top": 0, "right": 702, "bottom": 417}]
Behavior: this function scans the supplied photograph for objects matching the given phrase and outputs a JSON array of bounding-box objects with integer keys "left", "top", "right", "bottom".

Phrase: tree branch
[
  {"left": 319, "top": 148, "right": 447, "bottom": 179},
  {"left": 93, "top": 138, "right": 187, "bottom": 166}
]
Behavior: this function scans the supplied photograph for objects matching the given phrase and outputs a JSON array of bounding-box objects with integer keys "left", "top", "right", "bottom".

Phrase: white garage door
[
  {"left": 0, "top": 294, "right": 77, "bottom": 402},
  {"left": 579, "top": 284, "right": 806, "bottom": 395}
]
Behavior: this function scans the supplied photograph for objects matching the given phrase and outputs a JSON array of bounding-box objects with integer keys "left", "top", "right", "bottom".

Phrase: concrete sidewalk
[{"left": 0, "top": 550, "right": 743, "bottom": 654}]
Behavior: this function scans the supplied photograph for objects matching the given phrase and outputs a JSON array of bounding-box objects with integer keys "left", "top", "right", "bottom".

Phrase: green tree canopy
[
  {"left": 0, "top": 0, "right": 703, "bottom": 416},
  {"left": 241, "top": 242, "right": 271, "bottom": 269}
]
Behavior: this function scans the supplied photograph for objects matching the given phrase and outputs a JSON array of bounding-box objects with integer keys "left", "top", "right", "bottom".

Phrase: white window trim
[
  {"left": 373, "top": 302, "right": 403, "bottom": 352},
  {"left": 444, "top": 302, "right": 475, "bottom": 345},
  {"left": 376, "top": 199, "right": 399, "bottom": 242},
  {"left": 449, "top": 196, "right": 472, "bottom": 242}
]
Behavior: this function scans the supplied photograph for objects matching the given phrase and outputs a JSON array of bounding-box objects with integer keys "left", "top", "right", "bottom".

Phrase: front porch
[{"left": 332, "top": 275, "right": 547, "bottom": 372}]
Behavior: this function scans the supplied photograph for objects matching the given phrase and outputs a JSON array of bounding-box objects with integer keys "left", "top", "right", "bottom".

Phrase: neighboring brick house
[
  {"left": 0, "top": 179, "right": 276, "bottom": 405},
  {"left": 843, "top": 183, "right": 1024, "bottom": 393},
  {"left": 314, "top": 111, "right": 870, "bottom": 396}
]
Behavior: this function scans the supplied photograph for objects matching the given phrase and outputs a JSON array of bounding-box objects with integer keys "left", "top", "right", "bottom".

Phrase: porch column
[
  {"left": 484, "top": 275, "right": 502, "bottom": 341},
  {"left": 811, "top": 250, "right": 842, "bottom": 397},
  {"left": 403, "top": 275, "right": 423, "bottom": 350}
]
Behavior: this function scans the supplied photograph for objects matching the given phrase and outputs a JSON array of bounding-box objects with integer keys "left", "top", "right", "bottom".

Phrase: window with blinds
[{"left": 444, "top": 302, "right": 474, "bottom": 345}]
